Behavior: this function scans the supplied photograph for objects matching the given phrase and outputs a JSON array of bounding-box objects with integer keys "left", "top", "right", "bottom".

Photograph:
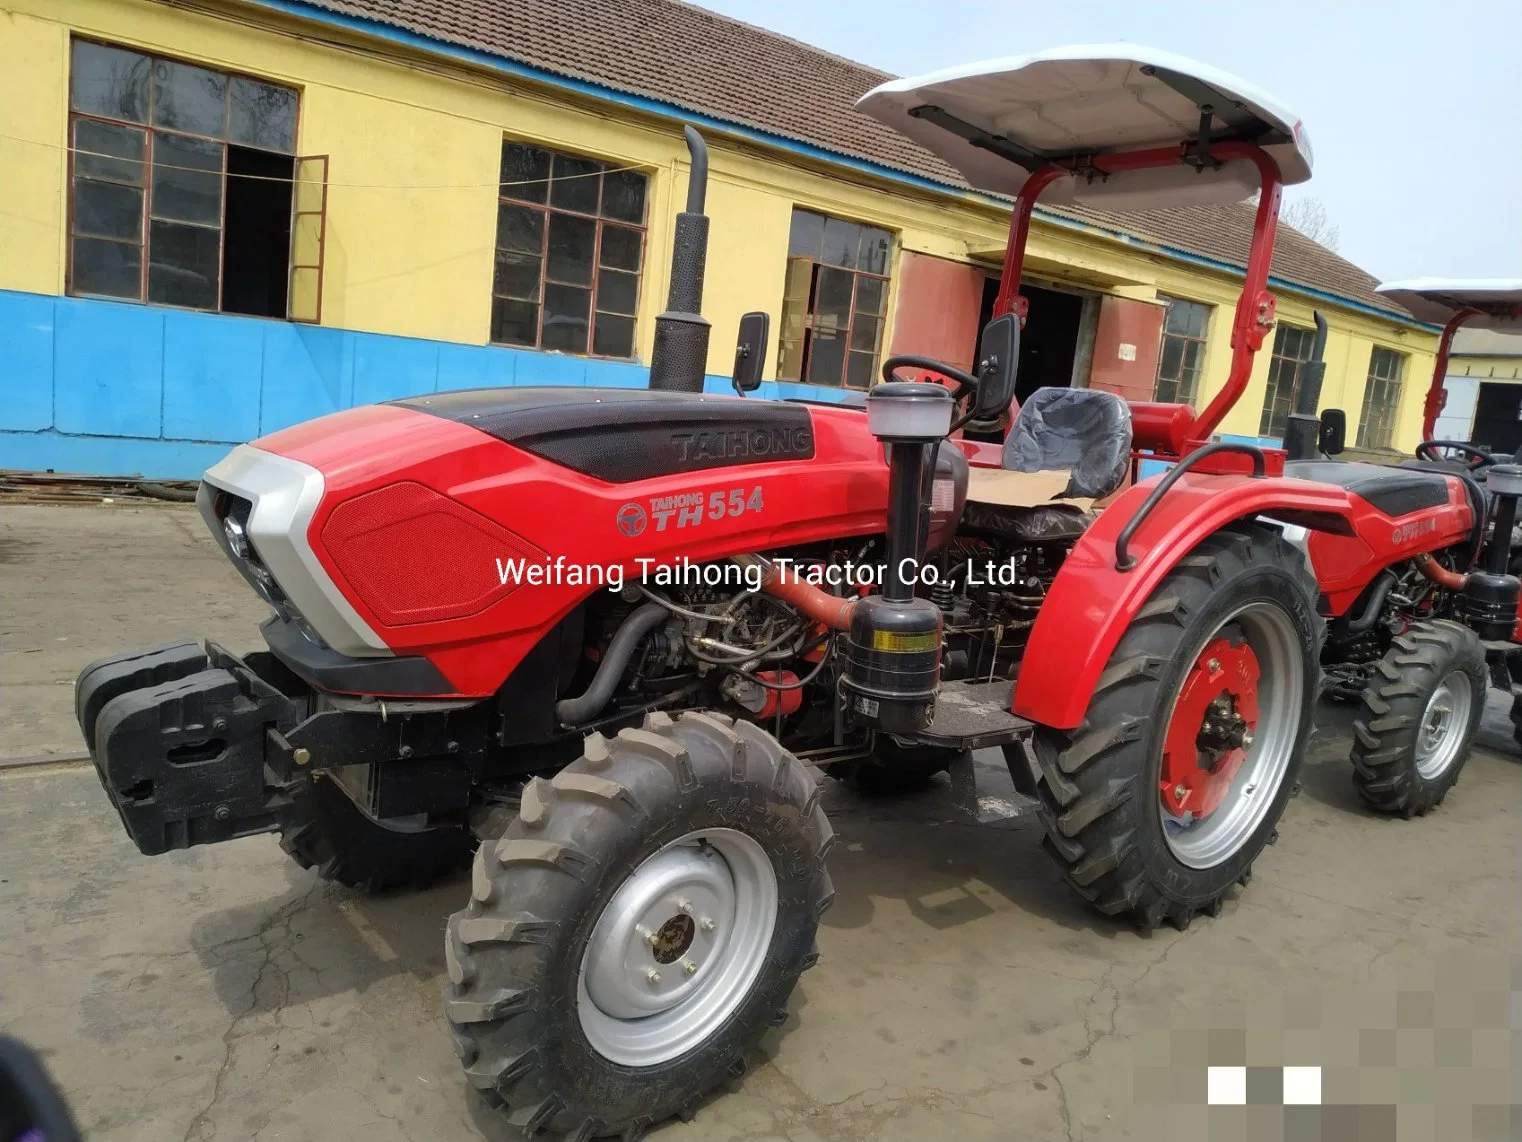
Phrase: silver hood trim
[{"left": 199, "top": 445, "right": 391, "bottom": 657}]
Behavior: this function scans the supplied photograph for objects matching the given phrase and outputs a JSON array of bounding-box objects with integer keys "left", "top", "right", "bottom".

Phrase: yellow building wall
[{"left": 0, "top": 0, "right": 1438, "bottom": 449}]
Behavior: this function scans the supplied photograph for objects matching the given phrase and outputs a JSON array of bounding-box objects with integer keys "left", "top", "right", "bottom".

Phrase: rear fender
[{"left": 1012, "top": 471, "right": 1473, "bottom": 730}]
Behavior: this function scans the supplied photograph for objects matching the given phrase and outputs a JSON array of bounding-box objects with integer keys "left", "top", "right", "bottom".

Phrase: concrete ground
[{"left": 1, "top": 502, "right": 1517, "bottom": 1142}]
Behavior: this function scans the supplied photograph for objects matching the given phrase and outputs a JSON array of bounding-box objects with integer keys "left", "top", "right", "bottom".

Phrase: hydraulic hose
[
  {"left": 554, "top": 603, "right": 668, "bottom": 726},
  {"left": 730, "top": 553, "right": 857, "bottom": 631},
  {"left": 1343, "top": 569, "right": 1396, "bottom": 633},
  {"left": 1415, "top": 554, "right": 1469, "bottom": 592}
]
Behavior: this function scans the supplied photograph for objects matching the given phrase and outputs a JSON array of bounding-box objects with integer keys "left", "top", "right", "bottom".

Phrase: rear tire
[
  {"left": 279, "top": 774, "right": 474, "bottom": 893},
  {"left": 1350, "top": 621, "right": 1484, "bottom": 817},
  {"left": 443, "top": 710, "right": 832, "bottom": 1140},
  {"left": 1032, "top": 524, "right": 1321, "bottom": 930}
]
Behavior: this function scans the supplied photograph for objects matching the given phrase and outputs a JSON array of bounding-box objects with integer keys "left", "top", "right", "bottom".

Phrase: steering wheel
[
  {"left": 880, "top": 354, "right": 981, "bottom": 405},
  {"left": 1415, "top": 440, "right": 1493, "bottom": 470}
]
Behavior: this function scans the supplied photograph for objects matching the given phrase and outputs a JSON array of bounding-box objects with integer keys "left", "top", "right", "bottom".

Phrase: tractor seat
[
  {"left": 1283, "top": 460, "right": 1452, "bottom": 516},
  {"left": 1002, "top": 388, "right": 1133, "bottom": 498},
  {"left": 964, "top": 388, "right": 1133, "bottom": 543}
]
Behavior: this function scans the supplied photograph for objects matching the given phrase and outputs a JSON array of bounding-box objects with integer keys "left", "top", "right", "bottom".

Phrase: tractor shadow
[
  {"left": 814, "top": 750, "right": 1150, "bottom": 942},
  {"left": 188, "top": 860, "right": 472, "bottom": 1019}
]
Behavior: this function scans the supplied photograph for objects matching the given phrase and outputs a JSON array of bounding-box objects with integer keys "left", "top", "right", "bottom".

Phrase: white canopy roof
[
  {"left": 1376, "top": 278, "right": 1522, "bottom": 330},
  {"left": 857, "top": 44, "right": 1312, "bottom": 210}
]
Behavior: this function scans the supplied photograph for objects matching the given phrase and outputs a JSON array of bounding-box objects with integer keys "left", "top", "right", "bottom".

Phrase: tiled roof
[{"left": 292, "top": 0, "right": 1414, "bottom": 319}]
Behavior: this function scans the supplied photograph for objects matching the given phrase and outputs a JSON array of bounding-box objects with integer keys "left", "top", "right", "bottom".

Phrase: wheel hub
[
  {"left": 577, "top": 828, "right": 779, "bottom": 1067},
  {"left": 582, "top": 845, "right": 732, "bottom": 1019},
  {"left": 1161, "top": 636, "right": 1261, "bottom": 820}
]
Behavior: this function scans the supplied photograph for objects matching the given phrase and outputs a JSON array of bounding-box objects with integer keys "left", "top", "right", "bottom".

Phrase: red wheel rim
[{"left": 1160, "top": 636, "right": 1261, "bottom": 821}]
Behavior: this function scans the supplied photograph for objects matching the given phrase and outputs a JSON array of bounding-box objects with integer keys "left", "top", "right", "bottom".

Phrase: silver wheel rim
[
  {"left": 1162, "top": 602, "right": 1304, "bottom": 870},
  {"left": 1415, "top": 671, "right": 1472, "bottom": 779},
  {"left": 577, "top": 828, "right": 777, "bottom": 1066}
]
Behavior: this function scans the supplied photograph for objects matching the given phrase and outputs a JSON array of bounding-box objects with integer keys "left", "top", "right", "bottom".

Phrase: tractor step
[{"left": 908, "top": 679, "right": 1034, "bottom": 750}]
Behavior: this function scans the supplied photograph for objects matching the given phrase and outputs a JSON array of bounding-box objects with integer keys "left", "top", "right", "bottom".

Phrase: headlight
[{"left": 224, "top": 515, "right": 251, "bottom": 560}]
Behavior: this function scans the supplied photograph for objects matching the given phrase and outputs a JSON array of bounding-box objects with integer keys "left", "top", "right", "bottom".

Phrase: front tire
[
  {"left": 279, "top": 774, "right": 474, "bottom": 892},
  {"left": 443, "top": 711, "right": 833, "bottom": 1140},
  {"left": 1350, "top": 621, "right": 1484, "bottom": 816},
  {"left": 1032, "top": 524, "right": 1321, "bottom": 930}
]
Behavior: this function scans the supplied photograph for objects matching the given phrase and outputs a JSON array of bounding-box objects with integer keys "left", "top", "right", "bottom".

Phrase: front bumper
[{"left": 75, "top": 642, "right": 305, "bottom": 855}]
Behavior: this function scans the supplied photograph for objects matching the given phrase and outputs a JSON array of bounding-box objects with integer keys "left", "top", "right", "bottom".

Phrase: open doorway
[
  {"left": 222, "top": 146, "right": 294, "bottom": 319},
  {"left": 976, "top": 277, "right": 1087, "bottom": 404},
  {"left": 1470, "top": 382, "right": 1522, "bottom": 454}
]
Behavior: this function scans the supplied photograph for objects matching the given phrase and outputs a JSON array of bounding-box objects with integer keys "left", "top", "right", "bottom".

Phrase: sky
[{"left": 698, "top": 0, "right": 1522, "bottom": 283}]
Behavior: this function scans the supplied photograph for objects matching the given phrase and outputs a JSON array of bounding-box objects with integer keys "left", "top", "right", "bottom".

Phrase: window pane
[
  {"left": 777, "top": 336, "right": 804, "bottom": 382},
  {"left": 151, "top": 132, "right": 223, "bottom": 225},
  {"left": 788, "top": 209, "right": 825, "bottom": 258},
  {"left": 148, "top": 219, "right": 219, "bottom": 308},
  {"left": 1158, "top": 336, "right": 1184, "bottom": 382},
  {"left": 1183, "top": 301, "right": 1209, "bottom": 339},
  {"left": 501, "top": 143, "right": 550, "bottom": 204},
  {"left": 857, "top": 228, "right": 891, "bottom": 275},
  {"left": 593, "top": 313, "right": 635, "bottom": 358},
  {"left": 820, "top": 217, "right": 860, "bottom": 268},
  {"left": 74, "top": 179, "right": 143, "bottom": 241},
  {"left": 850, "top": 313, "right": 879, "bottom": 353},
  {"left": 74, "top": 119, "right": 145, "bottom": 185},
  {"left": 492, "top": 297, "right": 538, "bottom": 346},
  {"left": 546, "top": 212, "right": 596, "bottom": 285},
  {"left": 599, "top": 224, "right": 642, "bottom": 271},
  {"left": 494, "top": 251, "right": 541, "bottom": 301},
  {"left": 597, "top": 267, "right": 638, "bottom": 315},
  {"left": 151, "top": 59, "right": 228, "bottom": 137},
  {"left": 72, "top": 236, "right": 141, "bottom": 298},
  {"left": 496, "top": 203, "right": 545, "bottom": 255},
  {"left": 854, "top": 275, "right": 885, "bottom": 316},
  {"left": 601, "top": 169, "right": 646, "bottom": 223},
  {"left": 71, "top": 41, "right": 150, "bottom": 123},
  {"left": 806, "top": 327, "right": 846, "bottom": 386},
  {"left": 542, "top": 283, "right": 591, "bottom": 353},
  {"left": 550, "top": 153, "right": 601, "bottom": 214},
  {"left": 228, "top": 77, "right": 297, "bottom": 153},
  {"left": 814, "top": 266, "right": 854, "bottom": 332},
  {"left": 846, "top": 350, "right": 875, "bottom": 389}
]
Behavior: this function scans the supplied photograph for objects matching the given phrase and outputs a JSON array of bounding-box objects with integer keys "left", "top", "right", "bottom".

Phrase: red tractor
[{"left": 73, "top": 46, "right": 1516, "bottom": 1139}]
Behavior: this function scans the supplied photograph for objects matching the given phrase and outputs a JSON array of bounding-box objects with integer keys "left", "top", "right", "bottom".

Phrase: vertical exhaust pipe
[
  {"left": 1283, "top": 310, "right": 1328, "bottom": 460},
  {"left": 648, "top": 126, "right": 712, "bottom": 392}
]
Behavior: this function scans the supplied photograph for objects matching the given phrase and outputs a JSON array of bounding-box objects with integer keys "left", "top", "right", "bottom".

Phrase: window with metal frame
[
  {"left": 1356, "top": 346, "right": 1406, "bottom": 450},
  {"left": 1259, "top": 324, "right": 1317, "bottom": 439},
  {"left": 776, "top": 208, "right": 893, "bottom": 389},
  {"left": 66, "top": 39, "right": 321, "bottom": 321},
  {"left": 491, "top": 141, "right": 648, "bottom": 359},
  {"left": 1154, "top": 295, "right": 1210, "bottom": 405}
]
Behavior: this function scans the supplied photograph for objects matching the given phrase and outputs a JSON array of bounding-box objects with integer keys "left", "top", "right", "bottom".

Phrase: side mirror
[
  {"left": 1319, "top": 408, "right": 1346, "bottom": 456},
  {"left": 972, "top": 313, "right": 1019, "bottom": 420},
  {"left": 731, "top": 311, "right": 768, "bottom": 395}
]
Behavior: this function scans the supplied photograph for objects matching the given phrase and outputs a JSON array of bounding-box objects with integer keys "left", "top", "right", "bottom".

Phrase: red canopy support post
[
  {"left": 1423, "top": 309, "right": 1477, "bottom": 440},
  {"left": 1189, "top": 143, "right": 1283, "bottom": 442},
  {"left": 991, "top": 164, "right": 1065, "bottom": 324}
]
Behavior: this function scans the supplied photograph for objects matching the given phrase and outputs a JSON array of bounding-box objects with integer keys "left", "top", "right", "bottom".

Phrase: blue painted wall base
[{"left": 0, "top": 289, "right": 851, "bottom": 479}]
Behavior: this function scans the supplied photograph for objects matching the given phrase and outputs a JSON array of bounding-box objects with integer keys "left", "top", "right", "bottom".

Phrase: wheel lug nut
[
  {"left": 682, "top": 959, "right": 698, "bottom": 976},
  {"left": 646, "top": 968, "right": 661, "bottom": 984},
  {"left": 1173, "top": 784, "right": 1187, "bottom": 802},
  {"left": 637, "top": 925, "right": 658, "bottom": 947},
  {"left": 676, "top": 898, "right": 693, "bottom": 915},
  {"left": 700, "top": 917, "right": 715, "bottom": 932},
  {"left": 1206, "top": 658, "right": 1220, "bottom": 672}
]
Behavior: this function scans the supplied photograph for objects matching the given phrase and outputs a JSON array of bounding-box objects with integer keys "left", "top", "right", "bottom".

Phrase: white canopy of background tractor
[
  {"left": 1376, "top": 279, "right": 1522, "bottom": 330},
  {"left": 857, "top": 44, "right": 1313, "bottom": 210}
]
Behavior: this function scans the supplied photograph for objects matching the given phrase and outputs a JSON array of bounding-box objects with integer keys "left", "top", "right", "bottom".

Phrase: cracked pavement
[{"left": 2, "top": 504, "right": 1517, "bottom": 1141}]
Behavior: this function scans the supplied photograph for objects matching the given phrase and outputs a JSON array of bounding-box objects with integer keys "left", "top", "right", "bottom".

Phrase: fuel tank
[{"left": 199, "top": 388, "right": 894, "bottom": 697}]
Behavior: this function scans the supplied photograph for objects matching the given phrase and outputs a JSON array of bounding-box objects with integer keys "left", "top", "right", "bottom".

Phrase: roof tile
[{"left": 298, "top": 0, "right": 1412, "bottom": 318}]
